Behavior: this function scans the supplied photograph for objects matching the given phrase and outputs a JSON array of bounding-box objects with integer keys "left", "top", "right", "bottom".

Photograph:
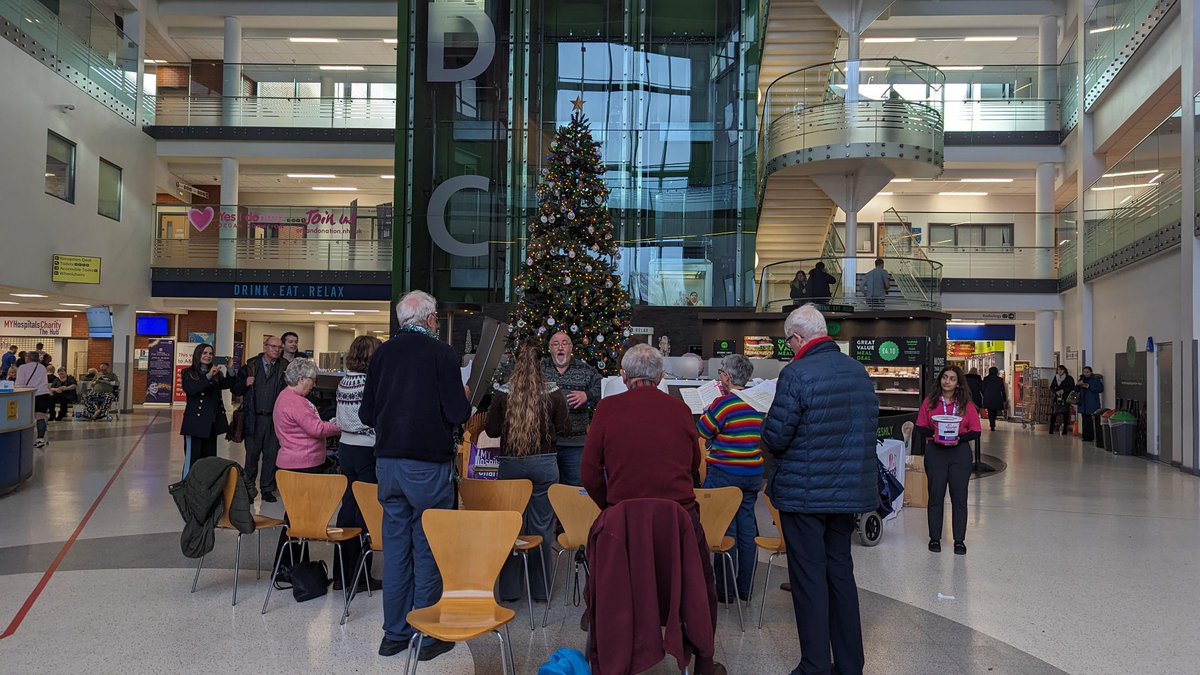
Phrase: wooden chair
[
  {"left": 189, "top": 468, "right": 284, "bottom": 606},
  {"left": 262, "top": 470, "right": 362, "bottom": 615},
  {"left": 340, "top": 481, "right": 383, "bottom": 625},
  {"left": 754, "top": 492, "right": 787, "bottom": 628},
  {"left": 694, "top": 486, "right": 745, "bottom": 632},
  {"left": 459, "top": 478, "right": 547, "bottom": 630},
  {"left": 404, "top": 509, "right": 522, "bottom": 675},
  {"left": 543, "top": 483, "right": 601, "bottom": 627},
  {"left": 696, "top": 438, "right": 709, "bottom": 485},
  {"left": 458, "top": 412, "right": 488, "bottom": 477}
]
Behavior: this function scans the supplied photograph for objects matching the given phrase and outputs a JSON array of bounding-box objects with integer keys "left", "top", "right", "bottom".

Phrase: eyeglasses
[{"left": 717, "top": 368, "right": 727, "bottom": 376}]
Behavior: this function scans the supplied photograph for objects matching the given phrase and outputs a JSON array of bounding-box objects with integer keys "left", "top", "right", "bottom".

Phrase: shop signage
[
  {"left": 712, "top": 339, "right": 738, "bottom": 358},
  {"left": 814, "top": 303, "right": 855, "bottom": 314},
  {"left": 51, "top": 254, "right": 101, "bottom": 284},
  {"left": 1115, "top": 349, "right": 1148, "bottom": 402},
  {"left": 772, "top": 337, "right": 794, "bottom": 361},
  {"left": 151, "top": 280, "right": 390, "bottom": 301},
  {"left": 948, "top": 341, "right": 975, "bottom": 358},
  {"left": 853, "top": 337, "right": 927, "bottom": 366},
  {"left": 953, "top": 312, "right": 1016, "bottom": 321},
  {"left": 1, "top": 317, "right": 73, "bottom": 337},
  {"left": 145, "top": 339, "right": 175, "bottom": 404},
  {"left": 186, "top": 206, "right": 359, "bottom": 234}
]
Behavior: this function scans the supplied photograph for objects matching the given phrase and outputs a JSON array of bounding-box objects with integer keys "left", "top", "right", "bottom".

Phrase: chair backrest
[
  {"left": 547, "top": 483, "right": 601, "bottom": 549},
  {"left": 696, "top": 438, "right": 708, "bottom": 486},
  {"left": 276, "top": 470, "right": 347, "bottom": 540},
  {"left": 694, "top": 486, "right": 743, "bottom": 547},
  {"left": 762, "top": 491, "right": 781, "bottom": 530},
  {"left": 459, "top": 477, "right": 532, "bottom": 513},
  {"left": 217, "top": 468, "right": 239, "bottom": 529},
  {"left": 351, "top": 481, "right": 385, "bottom": 552},
  {"left": 423, "top": 509, "right": 521, "bottom": 596},
  {"left": 464, "top": 412, "right": 487, "bottom": 442}
]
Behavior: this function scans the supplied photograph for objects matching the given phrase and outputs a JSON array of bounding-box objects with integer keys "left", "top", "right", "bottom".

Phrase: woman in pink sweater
[{"left": 274, "top": 358, "right": 340, "bottom": 472}]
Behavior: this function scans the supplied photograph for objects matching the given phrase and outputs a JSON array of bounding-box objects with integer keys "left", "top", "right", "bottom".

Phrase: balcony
[
  {"left": 757, "top": 255, "right": 943, "bottom": 313},
  {"left": 0, "top": 0, "right": 138, "bottom": 123},
  {"left": 1082, "top": 0, "right": 1177, "bottom": 110}
]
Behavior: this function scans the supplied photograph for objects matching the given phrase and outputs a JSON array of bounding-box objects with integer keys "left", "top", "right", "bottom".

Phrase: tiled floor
[{"left": 0, "top": 409, "right": 1196, "bottom": 674}]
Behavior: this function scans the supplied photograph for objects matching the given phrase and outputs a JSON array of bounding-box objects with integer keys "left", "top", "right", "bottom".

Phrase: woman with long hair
[
  {"left": 916, "top": 365, "right": 982, "bottom": 555},
  {"left": 485, "top": 340, "right": 571, "bottom": 601},
  {"left": 789, "top": 269, "right": 808, "bottom": 302},
  {"left": 332, "top": 334, "right": 383, "bottom": 591},
  {"left": 180, "top": 343, "right": 232, "bottom": 477}
]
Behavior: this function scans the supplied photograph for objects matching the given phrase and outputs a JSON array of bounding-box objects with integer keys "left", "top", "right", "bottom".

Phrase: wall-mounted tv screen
[
  {"left": 136, "top": 316, "right": 169, "bottom": 337},
  {"left": 86, "top": 306, "right": 112, "bottom": 338}
]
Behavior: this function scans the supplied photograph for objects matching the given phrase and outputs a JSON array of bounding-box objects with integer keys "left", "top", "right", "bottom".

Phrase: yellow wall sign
[
  {"left": 51, "top": 255, "right": 102, "bottom": 284},
  {"left": 6, "top": 400, "right": 17, "bottom": 420}
]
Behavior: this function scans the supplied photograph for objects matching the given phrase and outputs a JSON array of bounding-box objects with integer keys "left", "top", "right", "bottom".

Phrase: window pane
[
  {"left": 929, "top": 225, "right": 955, "bottom": 247},
  {"left": 45, "top": 131, "right": 75, "bottom": 203},
  {"left": 98, "top": 159, "right": 122, "bottom": 220}
]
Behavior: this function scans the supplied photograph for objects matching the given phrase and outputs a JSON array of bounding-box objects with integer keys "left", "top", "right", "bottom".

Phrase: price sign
[{"left": 853, "top": 337, "right": 928, "bottom": 366}]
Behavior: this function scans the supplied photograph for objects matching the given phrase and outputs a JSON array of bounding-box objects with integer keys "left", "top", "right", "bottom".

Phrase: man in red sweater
[{"left": 582, "top": 343, "right": 723, "bottom": 675}]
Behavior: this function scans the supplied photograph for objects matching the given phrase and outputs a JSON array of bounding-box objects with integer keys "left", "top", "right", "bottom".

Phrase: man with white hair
[
  {"left": 359, "top": 290, "right": 471, "bottom": 662},
  {"left": 761, "top": 303, "right": 878, "bottom": 675},
  {"left": 543, "top": 330, "right": 602, "bottom": 486}
]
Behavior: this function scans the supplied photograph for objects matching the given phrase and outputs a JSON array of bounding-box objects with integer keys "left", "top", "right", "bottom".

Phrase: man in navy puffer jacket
[{"left": 762, "top": 304, "right": 878, "bottom": 675}]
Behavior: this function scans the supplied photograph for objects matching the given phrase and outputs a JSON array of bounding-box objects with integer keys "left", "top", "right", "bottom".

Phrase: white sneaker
[{"left": 34, "top": 439, "right": 46, "bottom": 448}]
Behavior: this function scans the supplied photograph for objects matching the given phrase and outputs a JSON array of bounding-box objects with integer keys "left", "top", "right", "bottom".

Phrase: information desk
[{"left": 0, "top": 387, "right": 36, "bottom": 495}]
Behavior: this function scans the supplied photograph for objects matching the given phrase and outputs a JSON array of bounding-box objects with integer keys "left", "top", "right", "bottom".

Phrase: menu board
[
  {"left": 853, "top": 337, "right": 928, "bottom": 366},
  {"left": 743, "top": 336, "right": 794, "bottom": 361}
]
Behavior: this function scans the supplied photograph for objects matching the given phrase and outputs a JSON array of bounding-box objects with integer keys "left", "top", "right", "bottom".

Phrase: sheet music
[
  {"left": 679, "top": 387, "right": 706, "bottom": 415},
  {"left": 460, "top": 364, "right": 472, "bottom": 385},
  {"left": 733, "top": 379, "right": 777, "bottom": 414},
  {"left": 696, "top": 379, "right": 724, "bottom": 410}
]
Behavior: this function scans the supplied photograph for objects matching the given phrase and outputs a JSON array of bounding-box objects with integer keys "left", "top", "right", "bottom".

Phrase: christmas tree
[{"left": 507, "top": 99, "right": 632, "bottom": 375}]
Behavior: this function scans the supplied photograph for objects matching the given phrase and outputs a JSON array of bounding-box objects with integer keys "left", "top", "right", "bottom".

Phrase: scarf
[
  {"left": 1054, "top": 373, "right": 1065, "bottom": 385},
  {"left": 400, "top": 324, "right": 435, "bottom": 339}
]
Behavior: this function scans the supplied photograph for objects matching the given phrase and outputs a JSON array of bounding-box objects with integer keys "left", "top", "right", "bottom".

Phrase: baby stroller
[{"left": 854, "top": 458, "right": 904, "bottom": 547}]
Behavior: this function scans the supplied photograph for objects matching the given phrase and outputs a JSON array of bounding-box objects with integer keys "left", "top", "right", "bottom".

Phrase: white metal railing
[
  {"left": 154, "top": 96, "right": 396, "bottom": 128},
  {"left": 152, "top": 238, "right": 392, "bottom": 271}
]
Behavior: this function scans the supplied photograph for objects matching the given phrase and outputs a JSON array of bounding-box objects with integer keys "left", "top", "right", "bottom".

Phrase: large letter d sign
[{"left": 428, "top": 3, "right": 495, "bottom": 82}]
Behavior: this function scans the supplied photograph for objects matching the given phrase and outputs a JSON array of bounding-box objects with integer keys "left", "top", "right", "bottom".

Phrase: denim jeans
[
  {"left": 703, "top": 465, "right": 762, "bottom": 601},
  {"left": 333, "top": 441, "right": 378, "bottom": 583},
  {"left": 497, "top": 453, "right": 559, "bottom": 601},
  {"left": 556, "top": 444, "right": 585, "bottom": 487},
  {"left": 376, "top": 458, "right": 455, "bottom": 643}
]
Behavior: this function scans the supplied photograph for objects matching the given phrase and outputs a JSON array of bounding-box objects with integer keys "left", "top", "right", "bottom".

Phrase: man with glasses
[
  {"left": 232, "top": 336, "right": 288, "bottom": 502},
  {"left": 360, "top": 291, "right": 471, "bottom": 662}
]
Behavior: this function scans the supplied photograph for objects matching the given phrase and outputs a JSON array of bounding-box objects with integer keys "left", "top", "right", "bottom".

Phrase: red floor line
[{"left": 0, "top": 411, "right": 161, "bottom": 640}]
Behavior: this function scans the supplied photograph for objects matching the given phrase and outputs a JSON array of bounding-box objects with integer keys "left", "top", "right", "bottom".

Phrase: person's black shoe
[
  {"left": 417, "top": 638, "right": 454, "bottom": 661},
  {"left": 378, "top": 637, "right": 408, "bottom": 657},
  {"left": 261, "top": 492, "right": 277, "bottom": 503},
  {"left": 779, "top": 582, "right": 791, "bottom": 592},
  {"left": 954, "top": 541, "right": 967, "bottom": 555},
  {"left": 333, "top": 575, "right": 381, "bottom": 592},
  {"left": 928, "top": 539, "right": 941, "bottom": 553}
]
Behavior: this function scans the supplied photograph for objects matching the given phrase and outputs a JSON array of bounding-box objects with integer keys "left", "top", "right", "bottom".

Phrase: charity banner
[
  {"left": 145, "top": 339, "right": 175, "bottom": 405},
  {"left": 173, "top": 343, "right": 201, "bottom": 405}
]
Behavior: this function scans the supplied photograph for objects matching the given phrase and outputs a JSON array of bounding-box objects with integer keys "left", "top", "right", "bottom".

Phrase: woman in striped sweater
[{"left": 698, "top": 354, "right": 765, "bottom": 603}]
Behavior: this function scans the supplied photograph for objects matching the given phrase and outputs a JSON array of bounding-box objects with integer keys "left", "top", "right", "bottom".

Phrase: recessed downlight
[{"left": 289, "top": 37, "right": 338, "bottom": 43}]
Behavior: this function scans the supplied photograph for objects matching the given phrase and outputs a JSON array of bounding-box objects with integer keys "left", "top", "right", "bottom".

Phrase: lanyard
[{"left": 940, "top": 397, "right": 958, "bottom": 417}]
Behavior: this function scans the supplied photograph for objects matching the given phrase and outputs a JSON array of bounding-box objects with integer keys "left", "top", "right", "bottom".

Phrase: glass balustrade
[
  {"left": 757, "top": 255, "right": 943, "bottom": 312},
  {"left": 0, "top": 0, "right": 138, "bottom": 122},
  {"left": 1082, "top": 0, "right": 1175, "bottom": 110},
  {"left": 1060, "top": 40, "right": 1080, "bottom": 133}
]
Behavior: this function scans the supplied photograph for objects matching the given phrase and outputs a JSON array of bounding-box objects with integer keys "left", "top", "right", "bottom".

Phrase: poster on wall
[
  {"left": 144, "top": 339, "right": 175, "bottom": 405},
  {"left": 173, "top": 343, "right": 201, "bottom": 405},
  {"left": 187, "top": 332, "right": 215, "bottom": 345}
]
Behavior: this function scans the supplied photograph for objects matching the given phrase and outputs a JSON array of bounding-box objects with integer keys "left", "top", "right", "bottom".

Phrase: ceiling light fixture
[
  {"left": 383, "top": 38, "right": 398, "bottom": 44},
  {"left": 1102, "top": 169, "right": 1158, "bottom": 178},
  {"left": 1059, "top": 239, "right": 1071, "bottom": 245},
  {"left": 948, "top": 320, "right": 985, "bottom": 326},
  {"left": 939, "top": 66, "right": 985, "bottom": 71},
  {"left": 964, "top": 36, "right": 1019, "bottom": 42},
  {"left": 938, "top": 191, "right": 988, "bottom": 196},
  {"left": 10, "top": 293, "right": 47, "bottom": 298},
  {"left": 60, "top": 303, "right": 89, "bottom": 307},
  {"left": 288, "top": 173, "right": 336, "bottom": 179},
  {"left": 319, "top": 65, "right": 365, "bottom": 71},
  {"left": 52, "top": 308, "right": 76, "bottom": 312},
  {"left": 960, "top": 178, "right": 1013, "bottom": 183},
  {"left": 239, "top": 307, "right": 289, "bottom": 311},
  {"left": 858, "top": 67, "right": 891, "bottom": 72},
  {"left": 1089, "top": 183, "right": 1155, "bottom": 191},
  {"left": 380, "top": 174, "right": 395, "bottom": 179},
  {"left": 135, "top": 310, "right": 155, "bottom": 314},
  {"left": 863, "top": 37, "right": 916, "bottom": 43},
  {"left": 889, "top": 178, "right": 911, "bottom": 183},
  {"left": 311, "top": 186, "right": 357, "bottom": 191},
  {"left": 289, "top": 37, "right": 339, "bottom": 43},
  {"left": 329, "top": 309, "right": 380, "bottom": 313},
  {"left": 0, "top": 301, "right": 18, "bottom": 305},
  {"left": 876, "top": 192, "right": 894, "bottom": 196}
]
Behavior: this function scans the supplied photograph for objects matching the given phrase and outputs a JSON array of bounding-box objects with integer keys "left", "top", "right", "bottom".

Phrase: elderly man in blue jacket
[{"left": 762, "top": 304, "right": 879, "bottom": 675}]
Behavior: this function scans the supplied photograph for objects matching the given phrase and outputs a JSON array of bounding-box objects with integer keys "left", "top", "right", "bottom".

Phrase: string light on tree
[{"left": 506, "top": 99, "right": 632, "bottom": 375}]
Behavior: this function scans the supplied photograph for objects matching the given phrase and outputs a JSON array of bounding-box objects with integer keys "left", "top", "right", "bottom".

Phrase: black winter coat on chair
[{"left": 180, "top": 369, "right": 232, "bottom": 439}]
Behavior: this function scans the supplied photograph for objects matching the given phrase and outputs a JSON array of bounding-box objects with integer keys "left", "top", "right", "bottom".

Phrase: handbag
[
  {"left": 1066, "top": 391, "right": 1080, "bottom": 406},
  {"left": 273, "top": 560, "right": 331, "bottom": 602},
  {"left": 225, "top": 406, "right": 245, "bottom": 443}
]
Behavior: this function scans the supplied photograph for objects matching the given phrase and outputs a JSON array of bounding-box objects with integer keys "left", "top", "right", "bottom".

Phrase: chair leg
[
  {"left": 365, "top": 548, "right": 374, "bottom": 597},
  {"left": 232, "top": 535, "right": 242, "bottom": 606},
  {"left": 256, "top": 529, "right": 262, "bottom": 580},
  {"left": 520, "top": 550, "right": 535, "bottom": 630},
  {"left": 538, "top": 545, "right": 552, "bottom": 625},
  {"left": 758, "top": 553, "right": 776, "bottom": 629},
  {"left": 494, "top": 630, "right": 509, "bottom": 675},
  {"left": 724, "top": 551, "right": 744, "bottom": 632},
  {"left": 262, "top": 539, "right": 292, "bottom": 615},
  {"left": 336, "top": 543, "right": 349, "bottom": 606},
  {"left": 407, "top": 634, "right": 424, "bottom": 674},
  {"left": 191, "top": 555, "right": 204, "bottom": 593},
  {"left": 504, "top": 622, "right": 516, "bottom": 674},
  {"left": 341, "top": 548, "right": 369, "bottom": 625},
  {"left": 542, "top": 548, "right": 567, "bottom": 628}
]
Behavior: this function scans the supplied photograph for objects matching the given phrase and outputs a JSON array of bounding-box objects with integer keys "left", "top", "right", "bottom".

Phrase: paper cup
[{"left": 932, "top": 415, "right": 963, "bottom": 445}]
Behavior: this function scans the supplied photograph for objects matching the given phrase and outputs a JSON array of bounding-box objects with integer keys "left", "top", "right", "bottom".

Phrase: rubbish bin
[
  {"left": 1096, "top": 409, "right": 1115, "bottom": 449},
  {"left": 1109, "top": 412, "right": 1138, "bottom": 456}
]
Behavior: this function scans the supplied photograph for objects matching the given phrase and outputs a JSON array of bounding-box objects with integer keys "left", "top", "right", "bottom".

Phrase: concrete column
[
  {"left": 1038, "top": 15, "right": 1058, "bottom": 126},
  {"left": 222, "top": 17, "right": 242, "bottom": 125},
  {"left": 1179, "top": 0, "right": 1200, "bottom": 472},
  {"left": 842, "top": 210, "right": 858, "bottom": 300},
  {"left": 1075, "top": 0, "right": 1101, "bottom": 374},
  {"left": 216, "top": 299, "right": 235, "bottom": 407},
  {"left": 1035, "top": 310, "right": 1055, "bottom": 367},
  {"left": 219, "top": 157, "right": 238, "bottom": 268},
  {"left": 312, "top": 321, "right": 330, "bottom": 358},
  {"left": 1035, "top": 162, "right": 1056, "bottom": 278},
  {"left": 111, "top": 305, "right": 136, "bottom": 413}
]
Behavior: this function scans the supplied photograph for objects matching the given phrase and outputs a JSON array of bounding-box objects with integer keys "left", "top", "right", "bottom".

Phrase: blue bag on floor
[{"left": 539, "top": 648, "right": 590, "bottom": 675}]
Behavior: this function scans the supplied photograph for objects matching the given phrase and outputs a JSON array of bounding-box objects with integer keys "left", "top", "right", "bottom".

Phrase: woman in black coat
[
  {"left": 1048, "top": 365, "right": 1076, "bottom": 436},
  {"left": 180, "top": 343, "right": 232, "bottom": 478},
  {"left": 980, "top": 367, "right": 1007, "bottom": 431}
]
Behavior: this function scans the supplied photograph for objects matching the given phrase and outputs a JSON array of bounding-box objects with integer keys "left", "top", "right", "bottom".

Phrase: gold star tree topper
[{"left": 571, "top": 96, "right": 586, "bottom": 111}]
